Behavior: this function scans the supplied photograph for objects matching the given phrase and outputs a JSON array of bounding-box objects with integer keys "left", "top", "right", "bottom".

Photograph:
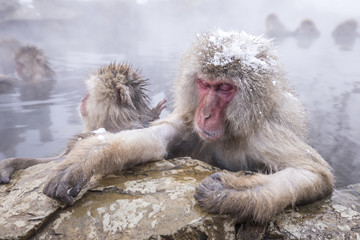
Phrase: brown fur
[
  {"left": 82, "top": 62, "right": 163, "bottom": 132},
  {"left": 0, "top": 63, "right": 165, "bottom": 184},
  {"left": 17, "top": 30, "right": 334, "bottom": 223}
]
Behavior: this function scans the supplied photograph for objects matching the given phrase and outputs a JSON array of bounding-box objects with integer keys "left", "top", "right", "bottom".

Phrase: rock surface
[{"left": 0, "top": 157, "right": 359, "bottom": 240}]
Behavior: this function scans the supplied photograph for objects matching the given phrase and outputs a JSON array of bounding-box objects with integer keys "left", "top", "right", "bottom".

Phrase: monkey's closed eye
[
  {"left": 197, "top": 79, "right": 210, "bottom": 89},
  {"left": 218, "top": 83, "right": 234, "bottom": 91}
]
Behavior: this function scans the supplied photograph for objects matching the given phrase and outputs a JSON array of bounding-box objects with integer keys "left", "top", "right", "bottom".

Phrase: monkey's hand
[
  {"left": 150, "top": 98, "right": 167, "bottom": 120},
  {"left": 0, "top": 158, "right": 16, "bottom": 184},
  {"left": 194, "top": 172, "right": 276, "bottom": 223},
  {"left": 43, "top": 163, "right": 89, "bottom": 205}
]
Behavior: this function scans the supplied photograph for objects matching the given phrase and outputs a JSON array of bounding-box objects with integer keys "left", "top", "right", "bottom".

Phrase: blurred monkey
[
  {"left": 294, "top": 19, "right": 320, "bottom": 48},
  {"left": 265, "top": 13, "right": 291, "bottom": 39},
  {"left": 332, "top": 19, "right": 359, "bottom": 51},
  {"left": 14, "top": 45, "right": 56, "bottom": 100}
]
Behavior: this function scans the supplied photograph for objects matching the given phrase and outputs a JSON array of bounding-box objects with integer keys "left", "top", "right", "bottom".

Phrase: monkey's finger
[
  {"left": 157, "top": 98, "right": 167, "bottom": 106},
  {"left": 0, "top": 175, "right": 10, "bottom": 184},
  {"left": 194, "top": 183, "right": 219, "bottom": 212},
  {"left": 194, "top": 183, "right": 208, "bottom": 201},
  {"left": 43, "top": 170, "right": 67, "bottom": 198},
  {"left": 200, "top": 173, "right": 224, "bottom": 191},
  {"left": 156, "top": 99, "right": 167, "bottom": 110},
  {"left": 0, "top": 167, "right": 14, "bottom": 184},
  {"left": 68, "top": 177, "right": 87, "bottom": 197},
  {"left": 55, "top": 183, "right": 74, "bottom": 205}
]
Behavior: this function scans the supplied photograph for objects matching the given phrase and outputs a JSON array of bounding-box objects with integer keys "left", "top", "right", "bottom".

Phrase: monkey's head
[
  {"left": 81, "top": 63, "right": 151, "bottom": 132},
  {"left": 174, "top": 29, "right": 287, "bottom": 143},
  {"left": 14, "top": 45, "right": 55, "bottom": 83}
]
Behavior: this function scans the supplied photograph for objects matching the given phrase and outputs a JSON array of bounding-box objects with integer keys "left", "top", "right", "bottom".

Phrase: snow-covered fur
[{"left": 175, "top": 29, "right": 307, "bottom": 141}]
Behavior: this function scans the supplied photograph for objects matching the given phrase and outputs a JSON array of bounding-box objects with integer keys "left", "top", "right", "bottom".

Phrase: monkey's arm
[
  {"left": 43, "top": 114, "right": 182, "bottom": 205},
  {"left": 0, "top": 152, "right": 67, "bottom": 184},
  {"left": 194, "top": 124, "right": 334, "bottom": 223}
]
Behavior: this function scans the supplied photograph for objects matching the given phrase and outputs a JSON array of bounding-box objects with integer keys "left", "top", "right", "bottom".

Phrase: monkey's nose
[{"left": 202, "top": 112, "right": 211, "bottom": 119}]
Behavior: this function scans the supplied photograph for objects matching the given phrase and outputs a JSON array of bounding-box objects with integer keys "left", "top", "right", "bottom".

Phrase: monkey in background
[
  {"left": 265, "top": 14, "right": 292, "bottom": 39},
  {"left": 10, "top": 29, "right": 334, "bottom": 224},
  {"left": 15, "top": 45, "right": 56, "bottom": 100},
  {"left": 0, "top": 45, "right": 56, "bottom": 97},
  {"left": 0, "top": 62, "right": 166, "bottom": 183},
  {"left": 294, "top": 19, "right": 320, "bottom": 48},
  {"left": 265, "top": 14, "right": 321, "bottom": 49},
  {"left": 332, "top": 19, "right": 359, "bottom": 51}
]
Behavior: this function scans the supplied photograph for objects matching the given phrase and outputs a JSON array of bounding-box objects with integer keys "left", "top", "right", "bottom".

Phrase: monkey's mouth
[{"left": 199, "top": 129, "right": 222, "bottom": 142}]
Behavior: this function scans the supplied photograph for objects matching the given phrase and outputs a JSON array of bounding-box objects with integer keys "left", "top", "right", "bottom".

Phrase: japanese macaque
[
  {"left": 332, "top": 19, "right": 359, "bottom": 51},
  {"left": 0, "top": 63, "right": 166, "bottom": 184},
  {"left": 14, "top": 45, "right": 55, "bottom": 83},
  {"left": 4, "top": 30, "right": 334, "bottom": 223},
  {"left": 80, "top": 63, "right": 165, "bottom": 132},
  {"left": 294, "top": 19, "right": 320, "bottom": 48},
  {"left": 14, "top": 45, "right": 56, "bottom": 100},
  {"left": 265, "top": 14, "right": 291, "bottom": 39}
]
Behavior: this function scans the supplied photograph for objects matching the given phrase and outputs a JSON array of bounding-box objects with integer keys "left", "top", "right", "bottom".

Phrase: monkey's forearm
[
  {"left": 196, "top": 166, "right": 333, "bottom": 223},
  {"left": 43, "top": 117, "right": 182, "bottom": 205},
  {"left": 60, "top": 123, "right": 179, "bottom": 177}
]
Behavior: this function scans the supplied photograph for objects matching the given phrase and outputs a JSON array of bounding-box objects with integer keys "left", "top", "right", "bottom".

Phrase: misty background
[{"left": 0, "top": 0, "right": 359, "bottom": 187}]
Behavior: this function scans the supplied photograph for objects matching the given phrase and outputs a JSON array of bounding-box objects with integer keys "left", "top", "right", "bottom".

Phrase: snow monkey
[
  {"left": 0, "top": 44, "right": 53, "bottom": 95},
  {"left": 0, "top": 63, "right": 166, "bottom": 184},
  {"left": 14, "top": 45, "right": 55, "bottom": 83},
  {"left": 5, "top": 30, "right": 334, "bottom": 223},
  {"left": 14, "top": 45, "right": 56, "bottom": 100}
]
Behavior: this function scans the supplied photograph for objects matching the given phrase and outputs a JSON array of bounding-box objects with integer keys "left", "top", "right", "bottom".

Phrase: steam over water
[{"left": 0, "top": 0, "right": 359, "bottom": 187}]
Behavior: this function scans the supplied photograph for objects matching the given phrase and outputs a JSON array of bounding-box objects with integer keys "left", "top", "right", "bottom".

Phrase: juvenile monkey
[
  {"left": 3, "top": 30, "right": 333, "bottom": 224},
  {"left": 0, "top": 63, "right": 166, "bottom": 183}
]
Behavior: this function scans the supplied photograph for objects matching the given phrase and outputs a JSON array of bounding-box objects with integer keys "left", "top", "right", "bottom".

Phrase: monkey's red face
[{"left": 195, "top": 74, "right": 237, "bottom": 142}]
